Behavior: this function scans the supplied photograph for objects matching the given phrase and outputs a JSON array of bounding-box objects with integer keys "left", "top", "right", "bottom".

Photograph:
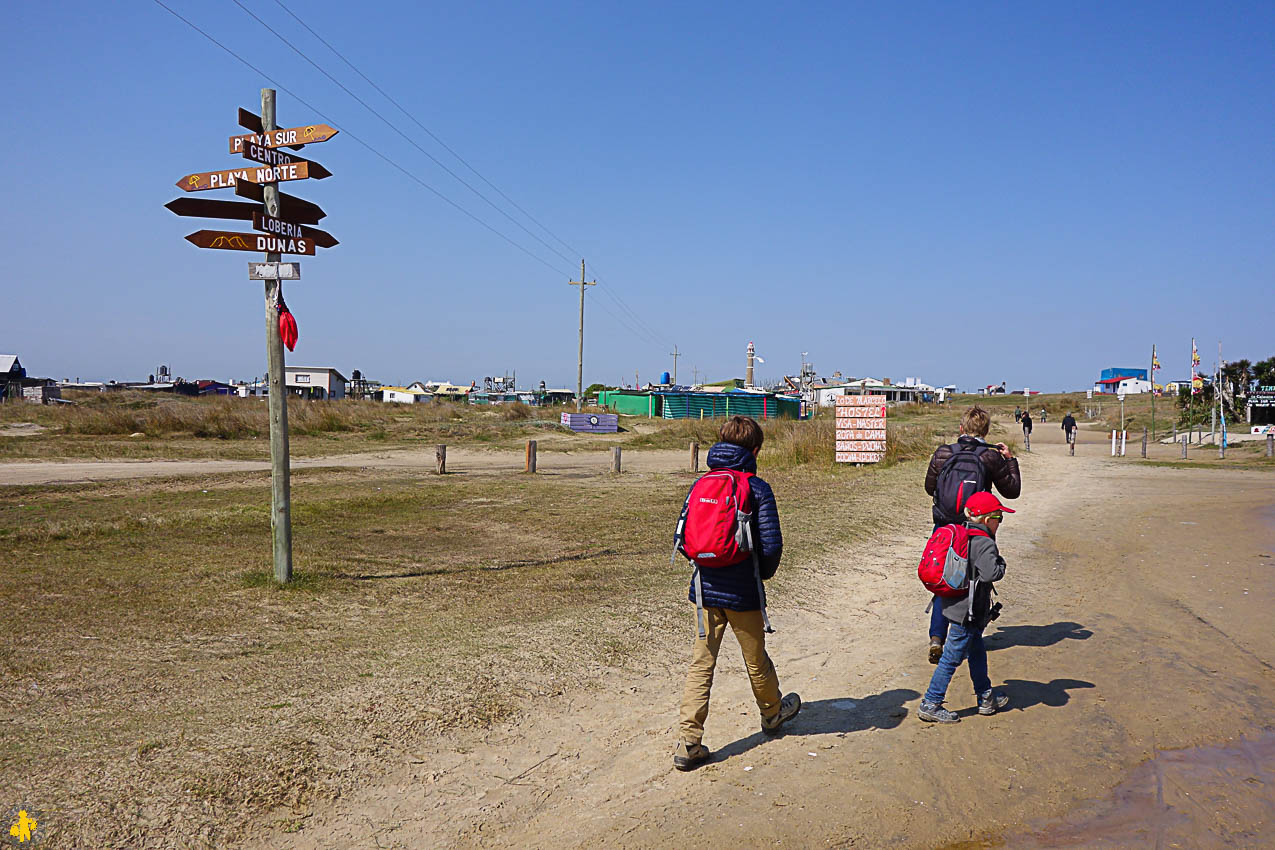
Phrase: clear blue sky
[{"left": 2, "top": 1, "right": 1270, "bottom": 391}]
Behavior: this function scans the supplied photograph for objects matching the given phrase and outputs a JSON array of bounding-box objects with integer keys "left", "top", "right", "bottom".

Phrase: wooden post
[
  {"left": 689, "top": 441, "right": 700, "bottom": 473},
  {"left": 1173, "top": 426, "right": 1178, "bottom": 442},
  {"left": 1069, "top": 434, "right": 1075, "bottom": 456},
  {"left": 435, "top": 444, "right": 446, "bottom": 475},
  {"left": 1181, "top": 436, "right": 1188, "bottom": 459},
  {"left": 525, "top": 439, "right": 537, "bottom": 473},
  {"left": 610, "top": 446, "right": 622, "bottom": 473},
  {"left": 1141, "top": 428, "right": 1147, "bottom": 458},
  {"left": 1218, "top": 440, "right": 1225, "bottom": 459},
  {"left": 261, "top": 88, "right": 292, "bottom": 584},
  {"left": 1267, "top": 434, "right": 1274, "bottom": 458}
]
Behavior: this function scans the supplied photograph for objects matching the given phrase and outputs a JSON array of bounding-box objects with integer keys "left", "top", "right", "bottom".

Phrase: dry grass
[{"left": 0, "top": 452, "right": 931, "bottom": 848}]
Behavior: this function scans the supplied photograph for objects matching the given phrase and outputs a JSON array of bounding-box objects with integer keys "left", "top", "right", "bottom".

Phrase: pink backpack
[{"left": 918, "top": 524, "right": 989, "bottom": 598}]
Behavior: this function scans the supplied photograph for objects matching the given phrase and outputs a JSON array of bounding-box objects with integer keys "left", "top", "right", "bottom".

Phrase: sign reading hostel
[{"left": 834, "top": 395, "right": 887, "bottom": 463}]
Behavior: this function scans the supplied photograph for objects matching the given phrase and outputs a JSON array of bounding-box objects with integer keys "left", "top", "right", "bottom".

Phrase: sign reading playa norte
[{"left": 834, "top": 395, "right": 887, "bottom": 463}]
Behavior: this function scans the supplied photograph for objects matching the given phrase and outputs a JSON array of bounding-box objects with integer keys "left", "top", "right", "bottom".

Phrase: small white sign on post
[{"left": 248, "top": 261, "right": 301, "bottom": 280}]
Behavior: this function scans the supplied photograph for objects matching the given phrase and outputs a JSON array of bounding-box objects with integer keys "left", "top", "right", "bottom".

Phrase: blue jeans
[
  {"left": 924, "top": 622, "right": 991, "bottom": 704},
  {"left": 929, "top": 597, "right": 949, "bottom": 641}
]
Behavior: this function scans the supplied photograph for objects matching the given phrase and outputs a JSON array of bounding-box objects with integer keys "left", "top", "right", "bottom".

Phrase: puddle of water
[{"left": 1004, "top": 733, "right": 1275, "bottom": 848}]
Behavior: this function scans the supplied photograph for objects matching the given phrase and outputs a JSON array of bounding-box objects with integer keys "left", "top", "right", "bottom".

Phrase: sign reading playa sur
[
  {"left": 834, "top": 395, "right": 887, "bottom": 463},
  {"left": 228, "top": 123, "right": 339, "bottom": 153}
]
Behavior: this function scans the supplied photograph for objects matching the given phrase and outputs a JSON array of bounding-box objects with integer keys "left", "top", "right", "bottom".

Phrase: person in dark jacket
[
  {"left": 673, "top": 416, "right": 800, "bottom": 770},
  {"left": 1062, "top": 412, "right": 1077, "bottom": 444},
  {"left": 1020, "top": 410, "right": 1033, "bottom": 450},
  {"left": 923, "top": 406, "right": 1020, "bottom": 662},
  {"left": 917, "top": 491, "right": 1012, "bottom": 723}
]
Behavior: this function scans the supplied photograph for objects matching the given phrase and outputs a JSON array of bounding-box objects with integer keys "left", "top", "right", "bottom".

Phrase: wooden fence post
[
  {"left": 610, "top": 446, "right": 622, "bottom": 473},
  {"left": 1141, "top": 428, "right": 1147, "bottom": 458},
  {"left": 1181, "top": 436, "right": 1188, "bottom": 459},
  {"left": 526, "top": 440, "right": 537, "bottom": 473},
  {"left": 1267, "top": 434, "right": 1273, "bottom": 458},
  {"left": 689, "top": 441, "right": 699, "bottom": 473},
  {"left": 435, "top": 444, "right": 446, "bottom": 475}
]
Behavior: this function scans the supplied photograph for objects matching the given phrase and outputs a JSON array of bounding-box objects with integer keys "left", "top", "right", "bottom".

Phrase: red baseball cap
[{"left": 964, "top": 491, "right": 1015, "bottom": 517}]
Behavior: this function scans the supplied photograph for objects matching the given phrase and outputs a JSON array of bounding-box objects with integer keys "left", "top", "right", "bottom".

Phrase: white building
[
  {"left": 285, "top": 366, "right": 348, "bottom": 400},
  {"left": 382, "top": 386, "right": 431, "bottom": 404},
  {"left": 1092, "top": 377, "right": 1152, "bottom": 395}
]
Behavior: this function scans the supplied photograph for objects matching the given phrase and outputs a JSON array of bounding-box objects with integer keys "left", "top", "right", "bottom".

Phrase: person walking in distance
[
  {"left": 1062, "top": 411, "right": 1077, "bottom": 446},
  {"left": 1020, "top": 409, "right": 1033, "bottom": 451},
  {"left": 671, "top": 416, "right": 800, "bottom": 771},
  {"left": 923, "top": 406, "right": 1020, "bottom": 663},
  {"left": 1014, "top": 405, "right": 1021, "bottom": 424}
]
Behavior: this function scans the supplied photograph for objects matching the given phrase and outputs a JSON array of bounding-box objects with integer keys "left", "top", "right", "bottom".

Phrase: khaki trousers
[{"left": 678, "top": 606, "right": 781, "bottom": 744}]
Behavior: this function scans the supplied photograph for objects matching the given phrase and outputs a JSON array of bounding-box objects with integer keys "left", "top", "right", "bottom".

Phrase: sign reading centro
[
  {"left": 185, "top": 229, "right": 315, "bottom": 256},
  {"left": 229, "top": 124, "right": 339, "bottom": 153}
]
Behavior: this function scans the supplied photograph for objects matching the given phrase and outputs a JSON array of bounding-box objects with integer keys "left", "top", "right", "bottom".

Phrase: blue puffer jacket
[{"left": 679, "top": 442, "right": 783, "bottom": 611}]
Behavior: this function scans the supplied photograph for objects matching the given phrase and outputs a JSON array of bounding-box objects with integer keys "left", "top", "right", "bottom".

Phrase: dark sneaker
[
  {"left": 928, "top": 637, "right": 944, "bottom": 665},
  {"left": 917, "top": 699, "right": 960, "bottom": 723},
  {"left": 673, "top": 741, "right": 710, "bottom": 771},
  {"left": 978, "top": 689, "right": 1009, "bottom": 716},
  {"left": 761, "top": 693, "right": 802, "bottom": 736}
]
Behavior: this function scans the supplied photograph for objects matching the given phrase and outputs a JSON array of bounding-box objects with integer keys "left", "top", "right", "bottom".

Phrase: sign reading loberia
[{"left": 834, "top": 395, "right": 887, "bottom": 462}]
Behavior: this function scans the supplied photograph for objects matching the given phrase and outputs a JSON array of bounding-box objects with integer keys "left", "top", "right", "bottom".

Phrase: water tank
[{"left": 660, "top": 371, "right": 671, "bottom": 385}]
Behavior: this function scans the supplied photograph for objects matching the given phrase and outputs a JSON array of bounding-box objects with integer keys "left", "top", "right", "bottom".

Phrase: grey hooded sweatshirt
[{"left": 938, "top": 520, "right": 1006, "bottom": 627}]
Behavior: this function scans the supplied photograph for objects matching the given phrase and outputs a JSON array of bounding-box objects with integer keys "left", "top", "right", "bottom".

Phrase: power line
[
  {"left": 254, "top": 0, "right": 675, "bottom": 349},
  {"left": 152, "top": 0, "right": 668, "bottom": 349}
]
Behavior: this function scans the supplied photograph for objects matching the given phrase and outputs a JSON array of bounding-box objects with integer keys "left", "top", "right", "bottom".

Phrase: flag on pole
[
  {"left": 1191, "top": 338, "right": 1202, "bottom": 395},
  {"left": 1152, "top": 346, "right": 1160, "bottom": 371}
]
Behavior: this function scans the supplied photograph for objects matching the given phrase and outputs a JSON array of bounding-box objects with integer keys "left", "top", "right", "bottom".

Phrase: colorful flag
[
  {"left": 1152, "top": 345, "right": 1161, "bottom": 371},
  {"left": 1191, "top": 338, "right": 1201, "bottom": 394},
  {"left": 1192, "top": 338, "right": 1200, "bottom": 367}
]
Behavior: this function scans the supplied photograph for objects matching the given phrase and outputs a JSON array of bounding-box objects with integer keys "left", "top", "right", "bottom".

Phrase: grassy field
[{"left": 1, "top": 393, "right": 961, "bottom": 847}]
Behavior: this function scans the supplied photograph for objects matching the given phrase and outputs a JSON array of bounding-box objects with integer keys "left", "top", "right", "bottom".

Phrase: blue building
[{"left": 1099, "top": 367, "right": 1147, "bottom": 382}]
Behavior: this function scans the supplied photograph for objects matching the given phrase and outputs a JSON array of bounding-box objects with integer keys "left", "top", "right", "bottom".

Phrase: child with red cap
[{"left": 917, "top": 491, "right": 1013, "bottom": 723}]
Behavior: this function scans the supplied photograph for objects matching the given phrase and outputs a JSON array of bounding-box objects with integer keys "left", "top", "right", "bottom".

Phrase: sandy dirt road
[
  {"left": 248, "top": 426, "right": 1275, "bottom": 849},
  {"left": 0, "top": 447, "right": 687, "bottom": 486}
]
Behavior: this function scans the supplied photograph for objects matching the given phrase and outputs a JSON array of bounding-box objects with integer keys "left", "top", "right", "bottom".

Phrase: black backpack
[{"left": 933, "top": 442, "right": 990, "bottom": 525}]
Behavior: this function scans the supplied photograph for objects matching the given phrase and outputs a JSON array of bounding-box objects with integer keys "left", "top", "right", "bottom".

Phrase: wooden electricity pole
[
  {"left": 261, "top": 88, "right": 293, "bottom": 583},
  {"left": 568, "top": 259, "right": 595, "bottom": 411}
]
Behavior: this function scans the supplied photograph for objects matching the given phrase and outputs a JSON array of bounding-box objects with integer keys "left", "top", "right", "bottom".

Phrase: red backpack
[
  {"left": 918, "top": 524, "right": 990, "bottom": 598},
  {"left": 677, "top": 469, "right": 755, "bottom": 566}
]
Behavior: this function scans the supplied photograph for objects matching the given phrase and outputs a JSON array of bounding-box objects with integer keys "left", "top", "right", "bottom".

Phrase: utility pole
[
  {"left": 261, "top": 88, "right": 292, "bottom": 584},
  {"left": 692, "top": 365, "right": 700, "bottom": 386},
  {"left": 669, "top": 345, "right": 680, "bottom": 384},
  {"left": 568, "top": 259, "right": 595, "bottom": 411}
]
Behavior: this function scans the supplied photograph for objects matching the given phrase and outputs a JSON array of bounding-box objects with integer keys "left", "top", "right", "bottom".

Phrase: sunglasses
[{"left": 984, "top": 513, "right": 1004, "bottom": 522}]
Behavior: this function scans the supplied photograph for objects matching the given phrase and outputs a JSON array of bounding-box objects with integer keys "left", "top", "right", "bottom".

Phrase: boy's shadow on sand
[
  {"left": 985, "top": 621, "right": 1092, "bottom": 651},
  {"left": 709, "top": 688, "right": 920, "bottom": 764}
]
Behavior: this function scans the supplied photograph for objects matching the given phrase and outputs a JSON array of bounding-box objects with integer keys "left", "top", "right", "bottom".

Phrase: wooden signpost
[
  {"left": 229, "top": 123, "right": 339, "bottom": 153},
  {"left": 164, "top": 89, "right": 338, "bottom": 584},
  {"left": 834, "top": 395, "right": 887, "bottom": 463},
  {"left": 185, "top": 229, "right": 317, "bottom": 255}
]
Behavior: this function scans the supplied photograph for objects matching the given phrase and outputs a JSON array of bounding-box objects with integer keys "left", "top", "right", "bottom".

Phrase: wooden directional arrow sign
[
  {"left": 165, "top": 197, "right": 258, "bottom": 221},
  {"left": 185, "top": 229, "right": 316, "bottom": 256},
  {"left": 234, "top": 181, "right": 326, "bottom": 224},
  {"left": 252, "top": 211, "right": 338, "bottom": 249},
  {"left": 229, "top": 124, "right": 338, "bottom": 154},
  {"left": 240, "top": 141, "right": 331, "bottom": 179},
  {"left": 175, "top": 162, "right": 309, "bottom": 192}
]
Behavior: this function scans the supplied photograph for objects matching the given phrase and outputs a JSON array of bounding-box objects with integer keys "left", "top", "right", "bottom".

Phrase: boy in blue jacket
[
  {"left": 918, "top": 491, "right": 1012, "bottom": 723},
  {"left": 672, "top": 416, "right": 801, "bottom": 771}
]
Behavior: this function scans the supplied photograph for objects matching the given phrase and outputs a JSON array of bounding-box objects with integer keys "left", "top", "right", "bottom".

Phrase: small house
[
  {"left": 382, "top": 386, "right": 431, "bottom": 404},
  {"left": 285, "top": 367, "right": 348, "bottom": 400}
]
